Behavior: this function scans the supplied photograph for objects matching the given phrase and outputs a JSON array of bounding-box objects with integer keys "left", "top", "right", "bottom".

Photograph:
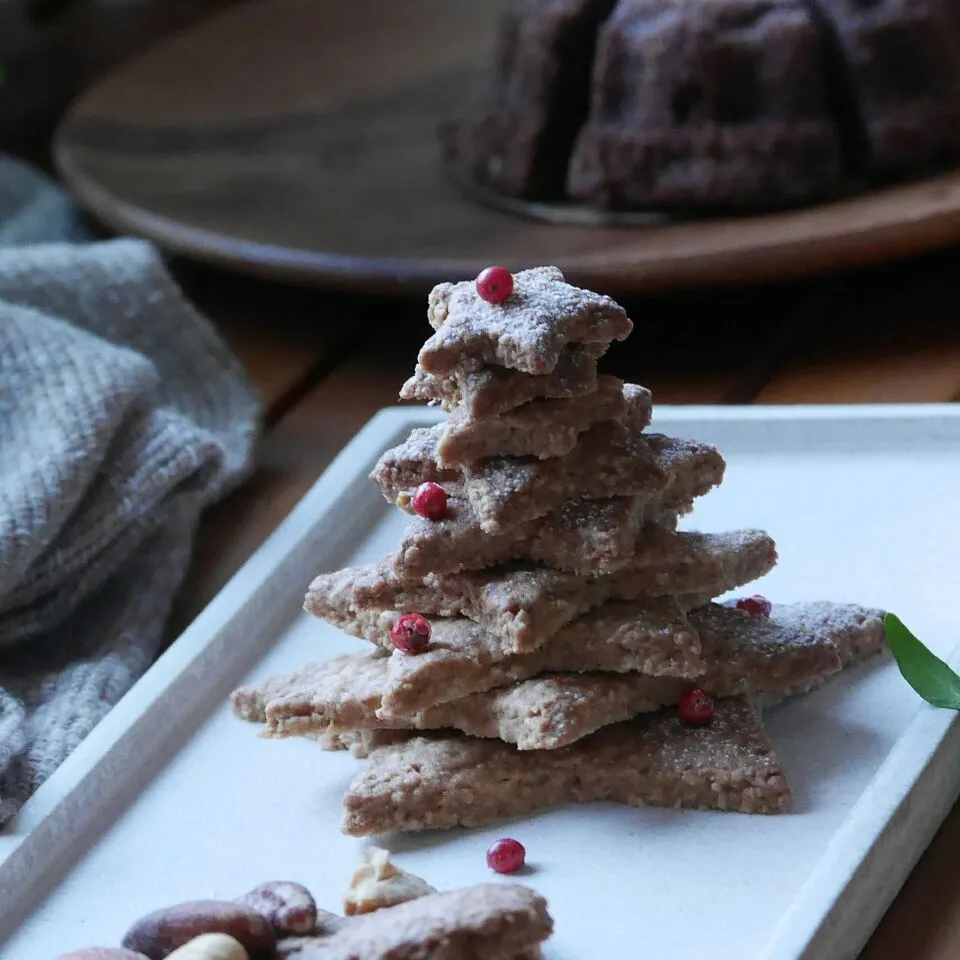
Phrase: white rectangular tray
[{"left": 3, "top": 404, "right": 960, "bottom": 960}]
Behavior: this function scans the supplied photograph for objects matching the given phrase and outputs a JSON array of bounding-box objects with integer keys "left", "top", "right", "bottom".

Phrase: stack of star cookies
[{"left": 232, "top": 266, "right": 887, "bottom": 837}]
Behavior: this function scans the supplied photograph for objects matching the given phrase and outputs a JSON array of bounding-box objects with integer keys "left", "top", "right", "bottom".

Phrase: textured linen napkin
[{"left": 0, "top": 155, "right": 261, "bottom": 826}]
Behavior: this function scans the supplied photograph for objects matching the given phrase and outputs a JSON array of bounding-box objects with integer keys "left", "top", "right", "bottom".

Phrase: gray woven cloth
[{"left": 0, "top": 156, "right": 261, "bottom": 826}]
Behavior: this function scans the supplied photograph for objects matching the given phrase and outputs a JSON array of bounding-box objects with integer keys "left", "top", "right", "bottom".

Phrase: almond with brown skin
[{"left": 121, "top": 901, "right": 275, "bottom": 959}]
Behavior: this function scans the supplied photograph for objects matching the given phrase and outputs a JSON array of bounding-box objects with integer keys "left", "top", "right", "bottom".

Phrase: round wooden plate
[{"left": 54, "top": 0, "right": 960, "bottom": 295}]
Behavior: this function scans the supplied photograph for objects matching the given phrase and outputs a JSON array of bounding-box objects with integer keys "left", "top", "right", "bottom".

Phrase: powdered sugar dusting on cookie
[
  {"left": 419, "top": 266, "right": 633, "bottom": 376},
  {"left": 262, "top": 265, "right": 901, "bottom": 847},
  {"left": 341, "top": 697, "right": 788, "bottom": 835},
  {"left": 243, "top": 600, "right": 875, "bottom": 756},
  {"left": 400, "top": 344, "right": 603, "bottom": 415},
  {"left": 436, "top": 375, "right": 633, "bottom": 465},
  {"left": 725, "top": 600, "right": 888, "bottom": 669},
  {"left": 463, "top": 422, "right": 667, "bottom": 532},
  {"left": 398, "top": 494, "right": 657, "bottom": 577}
]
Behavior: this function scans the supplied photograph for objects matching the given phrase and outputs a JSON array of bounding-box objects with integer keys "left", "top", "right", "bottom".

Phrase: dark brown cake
[
  {"left": 806, "top": 0, "right": 960, "bottom": 179},
  {"left": 567, "top": 0, "right": 844, "bottom": 208},
  {"left": 449, "top": 0, "right": 960, "bottom": 211},
  {"left": 449, "top": 0, "right": 618, "bottom": 199}
]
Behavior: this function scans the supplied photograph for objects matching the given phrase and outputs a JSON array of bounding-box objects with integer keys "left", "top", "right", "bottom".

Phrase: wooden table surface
[{"left": 6, "top": 2, "right": 960, "bottom": 956}]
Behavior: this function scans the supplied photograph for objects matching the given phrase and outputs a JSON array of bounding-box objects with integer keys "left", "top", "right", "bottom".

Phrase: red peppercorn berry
[
  {"left": 412, "top": 481, "right": 448, "bottom": 520},
  {"left": 735, "top": 594, "right": 773, "bottom": 617},
  {"left": 486, "top": 838, "right": 526, "bottom": 874},
  {"left": 678, "top": 686, "right": 714, "bottom": 727},
  {"left": 476, "top": 265, "right": 514, "bottom": 304},
  {"left": 389, "top": 613, "right": 431, "bottom": 654}
]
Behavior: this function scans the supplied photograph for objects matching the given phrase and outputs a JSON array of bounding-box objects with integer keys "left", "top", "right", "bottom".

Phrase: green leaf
[{"left": 884, "top": 612, "right": 960, "bottom": 709}]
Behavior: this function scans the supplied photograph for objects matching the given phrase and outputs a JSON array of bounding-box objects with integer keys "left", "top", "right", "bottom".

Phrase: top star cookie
[{"left": 418, "top": 266, "right": 633, "bottom": 375}]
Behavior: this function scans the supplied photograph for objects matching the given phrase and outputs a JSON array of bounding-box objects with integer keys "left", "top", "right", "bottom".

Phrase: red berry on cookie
[
  {"left": 735, "top": 594, "right": 773, "bottom": 617},
  {"left": 412, "top": 481, "right": 448, "bottom": 520},
  {"left": 476, "top": 266, "right": 514, "bottom": 304},
  {"left": 389, "top": 614, "right": 431, "bottom": 654},
  {"left": 678, "top": 687, "right": 714, "bottom": 727}
]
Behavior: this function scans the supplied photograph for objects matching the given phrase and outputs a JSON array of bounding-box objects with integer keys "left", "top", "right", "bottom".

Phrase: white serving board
[{"left": 2, "top": 405, "right": 960, "bottom": 960}]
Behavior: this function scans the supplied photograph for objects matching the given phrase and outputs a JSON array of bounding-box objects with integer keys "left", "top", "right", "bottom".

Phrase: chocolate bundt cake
[
  {"left": 449, "top": 0, "right": 960, "bottom": 211},
  {"left": 807, "top": 0, "right": 960, "bottom": 178},
  {"left": 567, "top": 0, "right": 843, "bottom": 208},
  {"left": 451, "top": 0, "right": 617, "bottom": 199}
]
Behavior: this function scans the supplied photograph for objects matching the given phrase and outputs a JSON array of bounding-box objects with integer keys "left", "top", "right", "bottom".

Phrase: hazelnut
[{"left": 236, "top": 882, "right": 317, "bottom": 937}]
